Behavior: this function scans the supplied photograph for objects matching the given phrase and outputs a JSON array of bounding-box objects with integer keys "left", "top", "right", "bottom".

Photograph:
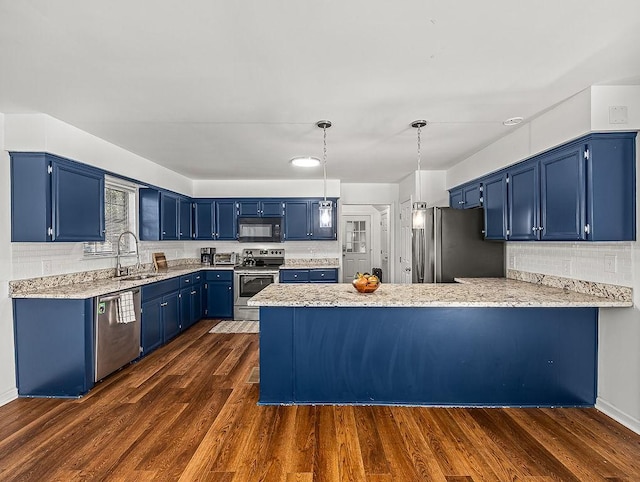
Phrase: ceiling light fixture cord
[
  {"left": 417, "top": 123, "right": 422, "bottom": 200},
  {"left": 323, "top": 124, "right": 328, "bottom": 201}
]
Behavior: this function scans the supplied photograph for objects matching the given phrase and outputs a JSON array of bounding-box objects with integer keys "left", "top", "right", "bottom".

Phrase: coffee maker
[{"left": 200, "top": 247, "right": 215, "bottom": 265}]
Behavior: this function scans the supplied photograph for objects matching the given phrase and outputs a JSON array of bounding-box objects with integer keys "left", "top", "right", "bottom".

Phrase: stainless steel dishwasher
[{"left": 95, "top": 288, "right": 142, "bottom": 382}]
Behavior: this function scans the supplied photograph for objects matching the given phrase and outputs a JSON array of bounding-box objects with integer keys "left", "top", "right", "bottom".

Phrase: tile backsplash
[
  {"left": 506, "top": 242, "right": 633, "bottom": 287},
  {"left": 11, "top": 240, "right": 340, "bottom": 280}
]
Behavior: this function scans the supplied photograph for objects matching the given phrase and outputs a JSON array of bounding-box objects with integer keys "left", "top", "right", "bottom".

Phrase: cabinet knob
[
  {"left": 294, "top": 274, "right": 298, "bottom": 278},
  {"left": 228, "top": 286, "right": 231, "bottom": 290},
  {"left": 458, "top": 201, "right": 465, "bottom": 205},
  {"left": 162, "top": 231, "right": 166, "bottom": 235},
  {"left": 321, "top": 273, "right": 325, "bottom": 277},
  {"left": 185, "top": 279, "right": 190, "bottom": 283}
]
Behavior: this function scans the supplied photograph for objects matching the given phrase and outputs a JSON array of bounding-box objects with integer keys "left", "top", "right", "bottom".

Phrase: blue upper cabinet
[
  {"left": 450, "top": 132, "right": 636, "bottom": 242},
  {"left": 462, "top": 183, "right": 482, "bottom": 209},
  {"left": 216, "top": 200, "right": 237, "bottom": 240},
  {"left": 283, "top": 200, "right": 311, "bottom": 240},
  {"left": 483, "top": 173, "right": 508, "bottom": 240},
  {"left": 284, "top": 199, "right": 337, "bottom": 241},
  {"left": 449, "top": 188, "right": 463, "bottom": 209},
  {"left": 540, "top": 143, "right": 586, "bottom": 241},
  {"left": 586, "top": 134, "right": 636, "bottom": 241},
  {"left": 311, "top": 200, "right": 338, "bottom": 240},
  {"left": 10, "top": 152, "right": 105, "bottom": 242},
  {"left": 237, "top": 200, "right": 283, "bottom": 217},
  {"left": 194, "top": 200, "right": 215, "bottom": 240},
  {"left": 139, "top": 189, "right": 184, "bottom": 241},
  {"left": 161, "top": 193, "right": 179, "bottom": 240},
  {"left": 193, "top": 199, "right": 237, "bottom": 240},
  {"left": 450, "top": 182, "right": 482, "bottom": 209},
  {"left": 179, "top": 198, "right": 193, "bottom": 240},
  {"left": 508, "top": 161, "right": 539, "bottom": 241}
]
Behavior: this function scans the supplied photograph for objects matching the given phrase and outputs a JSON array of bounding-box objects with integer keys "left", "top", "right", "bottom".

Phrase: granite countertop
[
  {"left": 10, "top": 265, "right": 234, "bottom": 300},
  {"left": 248, "top": 278, "right": 632, "bottom": 308}
]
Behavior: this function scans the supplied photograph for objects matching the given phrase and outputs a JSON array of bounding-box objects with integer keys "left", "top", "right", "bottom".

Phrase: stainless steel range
[{"left": 234, "top": 248, "right": 284, "bottom": 321}]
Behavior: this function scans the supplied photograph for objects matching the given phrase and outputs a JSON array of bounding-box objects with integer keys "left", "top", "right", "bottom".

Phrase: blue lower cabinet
[
  {"left": 309, "top": 269, "right": 338, "bottom": 283},
  {"left": 162, "top": 292, "right": 180, "bottom": 342},
  {"left": 141, "top": 299, "right": 163, "bottom": 355},
  {"left": 280, "top": 269, "right": 338, "bottom": 283},
  {"left": 180, "top": 287, "right": 192, "bottom": 331},
  {"left": 13, "top": 298, "right": 94, "bottom": 397},
  {"left": 141, "top": 278, "right": 180, "bottom": 355},
  {"left": 279, "top": 269, "right": 309, "bottom": 283},
  {"left": 206, "top": 280, "right": 234, "bottom": 318},
  {"left": 205, "top": 270, "right": 233, "bottom": 318}
]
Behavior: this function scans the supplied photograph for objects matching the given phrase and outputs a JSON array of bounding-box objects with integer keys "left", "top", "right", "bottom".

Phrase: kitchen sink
[{"left": 120, "top": 273, "right": 159, "bottom": 281}]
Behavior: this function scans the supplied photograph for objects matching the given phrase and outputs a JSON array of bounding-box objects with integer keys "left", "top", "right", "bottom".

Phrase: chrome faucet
[{"left": 116, "top": 230, "right": 141, "bottom": 277}]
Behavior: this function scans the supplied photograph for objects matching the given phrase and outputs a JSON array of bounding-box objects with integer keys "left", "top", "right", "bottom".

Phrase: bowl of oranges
[{"left": 352, "top": 272, "right": 381, "bottom": 293}]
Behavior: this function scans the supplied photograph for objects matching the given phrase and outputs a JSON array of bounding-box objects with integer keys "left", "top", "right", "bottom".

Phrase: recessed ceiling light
[
  {"left": 290, "top": 156, "right": 320, "bottom": 167},
  {"left": 503, "top": 116, "right": 524, "bottom": 126}
]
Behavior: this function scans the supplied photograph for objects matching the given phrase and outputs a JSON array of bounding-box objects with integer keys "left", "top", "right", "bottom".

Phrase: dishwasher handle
[{"left": 99, "top": 289, "right": 141, "bottom": 302}]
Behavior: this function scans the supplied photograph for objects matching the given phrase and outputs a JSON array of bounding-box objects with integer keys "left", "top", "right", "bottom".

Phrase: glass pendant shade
[
  {"left": 319, "top": 200, "right": 333, "bottom": 228},
  {"left": 412, "top": 202, "right": 427, "bottom": 229}
]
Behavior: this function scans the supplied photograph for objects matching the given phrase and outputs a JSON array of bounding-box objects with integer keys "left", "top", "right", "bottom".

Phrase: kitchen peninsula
[{"left": 249, "top": 279, "right": 631, "bottom": 407}]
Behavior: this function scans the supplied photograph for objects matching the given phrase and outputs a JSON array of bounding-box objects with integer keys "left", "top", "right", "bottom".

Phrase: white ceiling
[{"left": 1, "top": 1, "right": 639, "bottom": 182}]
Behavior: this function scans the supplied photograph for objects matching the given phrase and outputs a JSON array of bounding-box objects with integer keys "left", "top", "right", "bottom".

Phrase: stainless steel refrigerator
[{"left": 412, "top": 207, "right": 504, "bottom": 283}]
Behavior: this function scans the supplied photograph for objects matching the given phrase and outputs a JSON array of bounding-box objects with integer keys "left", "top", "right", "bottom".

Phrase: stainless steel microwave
[{"left": 237, "top": 217, "right": 282, "bottom": 243}]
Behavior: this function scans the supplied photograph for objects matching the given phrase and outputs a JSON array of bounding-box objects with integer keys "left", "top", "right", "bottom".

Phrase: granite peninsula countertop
[
  {"left": 10, "top": 265, "right": 235, "bottom": 300},
  {"left": 248, "top": 278, "right": 632, "bottom": 308}
]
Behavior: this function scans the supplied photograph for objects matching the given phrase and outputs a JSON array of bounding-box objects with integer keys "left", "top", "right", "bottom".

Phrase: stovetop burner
[{"left": 235, "top": 248, "right": 285, "bottom": 271}]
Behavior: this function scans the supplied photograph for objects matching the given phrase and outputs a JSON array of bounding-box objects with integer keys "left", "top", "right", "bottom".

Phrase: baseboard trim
[
  {"left": 0, "top": 387, "right": 18, "bottom": 407},
  {"left": 596, "top": 397, "right": 640, "bottom": 435}
]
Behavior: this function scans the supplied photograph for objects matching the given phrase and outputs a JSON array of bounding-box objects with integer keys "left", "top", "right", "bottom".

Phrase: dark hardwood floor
[{"left": 0, "top": 319, "right": 639, "bottom": 481}]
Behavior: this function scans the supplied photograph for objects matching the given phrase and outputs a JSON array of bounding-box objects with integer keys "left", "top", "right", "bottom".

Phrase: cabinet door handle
[
  {"left": 184, "top": 279, "right": 190, "bottom": 283},
  {"left": 191, "top": 290, "right": 197, "bottom": 295},
  {"left": 584, "top": 224, "right": 590, "bottom": 234},
  {"left": 160, "top": 302, "right": 168, "bottom": 307},
  {"left": 532, "top": 226, "right": 537, "bottom": 232},
  {"left": 458, "top": 201, "right": 465, "bottom": 205}
]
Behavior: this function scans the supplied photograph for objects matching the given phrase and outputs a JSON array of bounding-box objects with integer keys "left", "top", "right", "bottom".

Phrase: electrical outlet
[
  {"left": 42, "top": 260, "right": 52, "bottom": 275},
  {"left": 604, "top": 255, "right": 617, "bottom": 273},
  {"left": 508, "top": 255, "right": 516, "bottom": 269},
  {"left": 560, "top": 259, "right": 571, "bottom": 276}
]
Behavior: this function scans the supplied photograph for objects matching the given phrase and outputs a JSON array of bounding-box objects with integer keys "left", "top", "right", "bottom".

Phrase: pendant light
[
  {"left": 317, "top": 120, "right": 333, "bottom": 228},
  {"left": 411, "top": 120, "right": 428, "bottom": 229}
]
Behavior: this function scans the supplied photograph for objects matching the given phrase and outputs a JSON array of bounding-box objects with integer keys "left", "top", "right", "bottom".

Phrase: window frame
[{"left": 83, "top": 176, "right": 139, "bottom": 258}]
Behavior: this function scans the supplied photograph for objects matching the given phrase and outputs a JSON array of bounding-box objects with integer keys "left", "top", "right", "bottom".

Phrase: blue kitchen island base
[{"left": 259, "top": 306, "right": 597, "bottom": 407}]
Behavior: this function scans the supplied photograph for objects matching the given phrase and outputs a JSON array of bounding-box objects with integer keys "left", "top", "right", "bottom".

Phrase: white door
[
  {"left": 380, "top": 210, "right": 389, "bottom": 282},
  {"left": 342, "top": 215, "right": 371, "bottom": 282},
  {"left": 400, "top": 200, "right": 412, "bottom": 283}
]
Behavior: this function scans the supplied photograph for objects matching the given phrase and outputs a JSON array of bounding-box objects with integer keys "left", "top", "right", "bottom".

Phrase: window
[{"left": 84, "top": 177, "right": 138, "bottom": 256}]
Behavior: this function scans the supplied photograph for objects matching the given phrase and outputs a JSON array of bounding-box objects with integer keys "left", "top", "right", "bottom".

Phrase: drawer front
[
  {"left": 180, "top": 275, "right": 193, "bottom": 288},
  {"left": 142, "top": 278, "right": 180, "bottom": 301},
  {"left": 309, "top": 269, "right": 338, "bottom": 283},
  {"left": 280, "top": 269, "right": 309, "bottom": 283},
  {"left": 192, "top": 272, "right": 203, "bottom": 284},
  {"left": 206, "top": 270, "right": 234, "bottom": 282}
]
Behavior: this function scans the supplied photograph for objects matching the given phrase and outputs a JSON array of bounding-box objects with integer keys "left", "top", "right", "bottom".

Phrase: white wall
[
  {"left": 0, "top": 114, "right": 17, "bottom": 404},
  {"left": 447, "top": 89, "right": 592, "bottom": 188},
  {"left": 445, "top": 86, "right": 640, "bottom": 433},
  {"left": 5, "top": 114, "right": 193, "bottom": 196},
  {"left": 193, "top": 179, "right": 340, "bottom": 198}
]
